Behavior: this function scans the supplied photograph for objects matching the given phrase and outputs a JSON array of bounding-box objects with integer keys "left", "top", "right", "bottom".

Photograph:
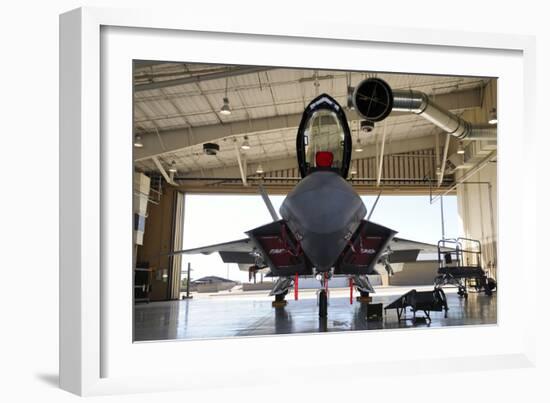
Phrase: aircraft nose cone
[{"left": 279, "top": 171, "right": 366, "bottom": 271}]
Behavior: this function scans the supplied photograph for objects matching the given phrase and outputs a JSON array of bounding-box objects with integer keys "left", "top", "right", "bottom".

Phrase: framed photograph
[{"left": 60, "top": 7, "right": 536, "bottom": 396}]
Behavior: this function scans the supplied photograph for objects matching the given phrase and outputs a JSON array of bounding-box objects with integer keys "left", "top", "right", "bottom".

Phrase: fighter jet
[{"left": 173, "top": 92, "right": 443, "bottom": 317}]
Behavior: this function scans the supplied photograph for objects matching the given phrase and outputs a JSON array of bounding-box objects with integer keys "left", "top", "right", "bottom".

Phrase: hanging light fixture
[
  {"left": 220, "top": 97, "right": 231, "bottom": 115},
  {"left": 488, "top": 108, "right": 497, "bottom": 125},
  {"left": 219, "top": 76, "right": 231, "bottom": 115},
  {"left": 457, "top": 142, "right": 465, "bottom": 155},
  {"left": 134, "top": 134, "right": 143, "bottom": 148},
  {"left": 355, "top": 121, "right": 364, "bottom": 152},
  {"left": 168, "top": 160, "right": 177, "bottom": 173},
  {"left": 241, "top": 135, "right": 251, "bottom": 150},
  {"left": 355, "top": 138, "right": 363, "bottom": 152},
  {"left": 256, "top": 163, "right": 264, "bottom": 174}
]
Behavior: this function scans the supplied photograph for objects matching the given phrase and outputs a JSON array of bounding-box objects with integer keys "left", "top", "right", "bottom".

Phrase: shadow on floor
[{"left": 35, "top": 373, "right": 59, "bottom": 388}]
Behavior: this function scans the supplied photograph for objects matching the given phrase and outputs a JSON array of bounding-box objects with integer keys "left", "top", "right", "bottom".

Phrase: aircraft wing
[
  {"left": 172, "top": 238, "right": 256, "bottom": 264},
  {"left": 171, "top": 233, "right": 449, "bottom": 266},
  {"left": 390, "top": 237, "right": 443, "bottom": 253},
  {"left": 386, "top": 237, "right": 449, "bottom": 263}
]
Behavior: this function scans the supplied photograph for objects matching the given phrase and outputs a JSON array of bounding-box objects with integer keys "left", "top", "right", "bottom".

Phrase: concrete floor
[{"left": 134, "top": 286, "right": 497, "bottom": 342}]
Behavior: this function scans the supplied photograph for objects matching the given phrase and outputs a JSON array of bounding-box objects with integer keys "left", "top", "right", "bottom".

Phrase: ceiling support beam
[
  {"left": 152, "top": 157, "right": 176, "bottom": 185},
  {"left": 435, "top": 132, "right": 440, "bottom": 178},
  {"left": 135, "top": 66, "right": 272, "bottom": 92},
  {"left": 178, "top": 155, "right": 297, "bottom": 180},
  {"left": 430, "top": 151, "right": 496, "bottom": 203},
  {"left": 258, "top": 184, "right": 279, "bottom": 221},
  {"left": 376, "top": 121, "right": 388, "bottom": 187},
  {"left": 134, "top": 87, "right": 483, "bottom": 161},
  {"left": 438, "top": 133, "right": 451, "bottom": 187},
  {"left": 234, "top": 142, "right": 248, "bottom": 186},
  {"left": 175, "top": 134, "right": 438, "bottom": 180}
]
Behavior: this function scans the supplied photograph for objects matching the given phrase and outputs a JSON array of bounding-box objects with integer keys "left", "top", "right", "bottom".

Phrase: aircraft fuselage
[{"left": 279, "top": 170, "right": 366, "bottom": 272}]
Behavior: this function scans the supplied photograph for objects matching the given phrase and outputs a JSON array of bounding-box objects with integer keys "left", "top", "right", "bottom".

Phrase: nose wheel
[{"left": 318, "top": 289, "right": 328, "bottom": 317}]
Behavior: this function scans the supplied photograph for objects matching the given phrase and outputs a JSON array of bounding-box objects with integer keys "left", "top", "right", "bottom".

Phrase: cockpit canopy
[{"left": 296, "top": 94, "right": 352, "bottom": 178}]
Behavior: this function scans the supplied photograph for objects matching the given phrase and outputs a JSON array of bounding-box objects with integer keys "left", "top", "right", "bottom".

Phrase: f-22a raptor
[{"left": 173, "top": 92, "right": 443, "bottom": 317}]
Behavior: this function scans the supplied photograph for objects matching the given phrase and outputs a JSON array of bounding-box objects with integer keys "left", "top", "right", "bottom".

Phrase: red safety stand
[
  {"left": 349, "top": 277, "right": 354, "bottom": 304},
  {"left": 294, "top": 273, "right": 299, "bottom": 300}
]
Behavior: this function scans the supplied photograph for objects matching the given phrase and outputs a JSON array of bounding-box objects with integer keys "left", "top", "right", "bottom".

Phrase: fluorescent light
[
  {"left": 256, "top": 164, "right": 264, "bottom": 174},
  {"left": 134, "top": 134, "right": 143, "bottom": 148},
  {"left": 457, "top": 143, "right": 465, "bottom": 155},
  {"left": 168, "top": 161, "right": 177, "bottom": 173},
  {"left": 488, "top": 108, "right": 497, "bottom": 125},
  {"left": 220, "top": 97, "right": 231, "bottom": 115}
]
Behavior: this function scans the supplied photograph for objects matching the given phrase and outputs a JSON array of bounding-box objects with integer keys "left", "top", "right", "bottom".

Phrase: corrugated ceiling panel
[
  {"left": 274, "top": 101, "right": 304, "bottom": 116},
  {"left": 135, "top": 121, "right": 156, "bottom": 132},
  {"left": 134, "top": 88, "right": 165, "bottom": 100},
  {"left": 246, "top": 104, "right": 278, "bottom": 119},
  {"left": 171, "top": 94, "right": 212, "bottom": 114},
  {"left": 185, "top": 113, "right": 220, "bottom": 126},
  {"left": 239, "top": 87, "right": 276, "bottom": 115},
  {"left": 270, "top": 82, "right": 301, "bottom": 103},
  {"left": 231, "top": 71, "right": 264, "bottom": 87},
  {"left": 133, "top": 106, "right": 148, "bottom": 121},
  {"left": 136, "top": 102, "right": 158, "bottom": 118},
  {"left": 156, "top": 117, "right": 189, "bottom": 130},
  {"left": 198, "top": 77, "right": 227, "bottom": 93},
  {"left": 147, "top": 99, "right": 179, "bottom": 116},
  {"left": 266, "top": 69, "right": 304, "bottom": 83},
  {"left": 161, "top": 82, "right": 203, "bottom": 95}
]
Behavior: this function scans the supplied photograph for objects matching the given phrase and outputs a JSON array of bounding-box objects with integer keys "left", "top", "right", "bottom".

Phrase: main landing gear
[
  {"left": 269, "top": 277, "right": 293, "bottom": 308},
  {"left": 272, "top": 291, "right": 288, "bottom": 308}
]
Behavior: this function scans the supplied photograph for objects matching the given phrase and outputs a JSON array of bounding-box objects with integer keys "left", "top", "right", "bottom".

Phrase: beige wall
[
  {"left": 136, "top": 185, "right": 179, "bottom": 301},
  {"left": 456, "top": 163, "right": 498, "bottom": 280},
  {"left": 389, "top": 261, "right": 439, "bottom": 286},
  {"left": 455, "top": 79, "right": 498, "bottom": 280}
]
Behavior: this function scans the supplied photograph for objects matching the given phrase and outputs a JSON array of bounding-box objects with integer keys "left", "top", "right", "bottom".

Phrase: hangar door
[{"left": 168, "top": 191, "right": 185, "bottom": 300}]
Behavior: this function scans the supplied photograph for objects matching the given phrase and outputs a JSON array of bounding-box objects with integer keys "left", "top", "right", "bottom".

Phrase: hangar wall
[
  {"left": 136, "top": 185, "right": 183, "bottom": 301},
  {"left": 456, "top": 163, "right": 498, "bottom": 280},
  {"left": 453, "top": 79, "right": 498, "bottom": 280},
  {"left": 389, "top": 261, "right": 440, "bottom": 286}
]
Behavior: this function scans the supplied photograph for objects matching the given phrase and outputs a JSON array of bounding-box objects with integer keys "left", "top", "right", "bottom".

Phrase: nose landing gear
[
  {"left": 318, "top": 272, "right": 330, "bottom": 317},
  {"left": 318, "top": 289, "right": 328, "bottom": 317}
]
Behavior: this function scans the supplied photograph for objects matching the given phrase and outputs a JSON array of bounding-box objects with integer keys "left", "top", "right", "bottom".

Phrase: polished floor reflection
[{"left": 134, "top": 288, "right": 497, "bottom": 342}]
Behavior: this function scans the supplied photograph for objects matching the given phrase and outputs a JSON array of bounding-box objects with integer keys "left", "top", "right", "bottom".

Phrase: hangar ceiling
[{"left": 133, "top": 62, "right": 494, "bottom": 194}]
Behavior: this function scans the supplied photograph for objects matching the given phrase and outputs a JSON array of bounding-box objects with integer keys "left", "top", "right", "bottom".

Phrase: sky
[{"left": 181, "top": 193, "right": 459, "bottom": 283}]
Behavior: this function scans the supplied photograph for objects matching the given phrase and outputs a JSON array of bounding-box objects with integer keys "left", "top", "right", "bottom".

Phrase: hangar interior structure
[{"left": 132, "top": 62, "right": 497, "bottom": 323}]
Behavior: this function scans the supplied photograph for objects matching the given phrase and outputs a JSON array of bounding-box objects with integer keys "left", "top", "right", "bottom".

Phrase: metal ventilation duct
[{"left": 392, "top": 89, "right": 497, "bottom": 141}]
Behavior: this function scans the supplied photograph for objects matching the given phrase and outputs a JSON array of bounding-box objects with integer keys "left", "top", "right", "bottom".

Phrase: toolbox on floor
[{"left": 365, "top": 303, "right": 383, "bottom": 321}]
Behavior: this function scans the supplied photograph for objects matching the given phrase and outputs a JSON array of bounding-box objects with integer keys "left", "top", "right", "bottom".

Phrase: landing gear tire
[
  {"left": 485, "top": 278, "right": 497, "bottom": 296},
  {"left": 275, "top": 292, "right": 286, "bottom": 302},
  {"left": 319, "top": 290, "right": 328, "bottom": 318}
]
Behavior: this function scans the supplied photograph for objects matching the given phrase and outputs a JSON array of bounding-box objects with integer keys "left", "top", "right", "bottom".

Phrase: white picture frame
[{"left": 60, "top": 6, "right": 537, "bottom": 396}]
